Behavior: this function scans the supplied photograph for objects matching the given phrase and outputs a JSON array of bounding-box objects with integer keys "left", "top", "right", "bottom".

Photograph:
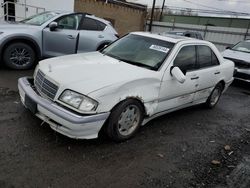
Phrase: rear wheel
[
  {"left": 205, "top": 83, "right": 223, "bottom": 108},
  {"left": 3, "top": 42, "right": 36, "bottom": 70},
  {"left": 106, "top": 99, "right": 144, "bottom": 142}
]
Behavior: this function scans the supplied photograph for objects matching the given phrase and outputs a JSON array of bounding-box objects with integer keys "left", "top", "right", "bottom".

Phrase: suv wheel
[{"left": 3, "top": 42, "right": 36, "bottom": 70}]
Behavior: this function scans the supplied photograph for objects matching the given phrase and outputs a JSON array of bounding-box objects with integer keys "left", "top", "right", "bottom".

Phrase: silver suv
[{"left": 0, "top": 11, "right": 118, "bottom": 69}]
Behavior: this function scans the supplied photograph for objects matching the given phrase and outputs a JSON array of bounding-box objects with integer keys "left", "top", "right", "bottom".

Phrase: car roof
[
  {"left": 46, "top": 11, "right": 110, "bottom": 25},
  {"left": 131, "top": 32, "right": 193, "bottom": 43}
]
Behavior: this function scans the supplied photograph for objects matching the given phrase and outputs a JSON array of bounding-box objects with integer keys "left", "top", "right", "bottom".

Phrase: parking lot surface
[{"left": 0, "top": 68, "right": 249, "bottom": 188}]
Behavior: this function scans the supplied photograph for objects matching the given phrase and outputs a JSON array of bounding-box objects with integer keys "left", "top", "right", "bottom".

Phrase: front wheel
[
  {"left": 106, "top": 99, "right": 144, "bottom": 142},
  {"left": 205, "top": 83, "right": 223, "bottom": 108},
  {"left": 3, "top": 42, "right": 36, "bottom": 70}
]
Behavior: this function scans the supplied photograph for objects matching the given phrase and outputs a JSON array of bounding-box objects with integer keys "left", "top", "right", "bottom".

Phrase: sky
[{"left": 127, "top": 0, "right": 250, "bottom": 15}]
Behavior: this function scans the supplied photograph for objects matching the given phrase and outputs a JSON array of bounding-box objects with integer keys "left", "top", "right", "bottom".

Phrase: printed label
[{"left": 149, "top": 45, "right": 169, "bottom": 53}]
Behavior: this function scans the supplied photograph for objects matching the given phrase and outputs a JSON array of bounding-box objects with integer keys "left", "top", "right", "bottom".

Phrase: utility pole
[
  {"left": 148, "top": 0, "right": 156, "bottom": 32},
  {"left": 160, "top": 0, "right": 166, "bottom": 20}
]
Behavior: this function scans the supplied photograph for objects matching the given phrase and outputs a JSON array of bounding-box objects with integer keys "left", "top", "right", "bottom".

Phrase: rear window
[{"left": 80, "top": 17, "right": 106, "bottom": 31}]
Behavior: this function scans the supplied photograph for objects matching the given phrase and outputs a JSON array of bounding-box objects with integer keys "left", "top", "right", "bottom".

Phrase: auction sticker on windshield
[{"left": 149, "top": 45, "right": 169, "bottom": 53}]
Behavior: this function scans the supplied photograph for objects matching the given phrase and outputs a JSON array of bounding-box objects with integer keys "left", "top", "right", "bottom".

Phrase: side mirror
[
  {"left": 171, "top": 66, "right": 186, "bottom": 83},
  {"left": 49, "top": 22, "right": 58, "bottom": 31},
  {"left": 226, "top": 46, "right": 231, "bottom": 50}
]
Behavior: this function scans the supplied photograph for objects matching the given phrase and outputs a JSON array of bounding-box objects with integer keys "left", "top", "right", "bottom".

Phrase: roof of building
[{"left": 96, "top": 0, "right": 147, "bottom": 11}]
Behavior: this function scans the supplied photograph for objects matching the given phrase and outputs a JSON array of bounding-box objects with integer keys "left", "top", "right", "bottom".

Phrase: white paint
[{"left": 20, "top": 32, "right": 234, "bottom": 139}]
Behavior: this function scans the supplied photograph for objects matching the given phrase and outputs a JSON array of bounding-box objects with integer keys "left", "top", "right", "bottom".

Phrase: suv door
[
  {"left": 77, "top": 17, "right": 108, "bottom": 52},
  {"left": 42, "top": 14, "right": 82, "bottom": 57},
  {"left": 194, "top": 45, "right": 221, "bottom": 101},
  {"left": 156, "top": 45, "right": 199, "bottom": 113}
]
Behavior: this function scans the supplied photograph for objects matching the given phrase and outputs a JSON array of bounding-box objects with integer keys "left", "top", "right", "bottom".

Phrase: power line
[
  {"left": 182, "top": 0, "right": 249, "bottom": 15},
  {"left": 217, "top": 0, "right": 250, "bottom": 3},
  {"left": 161, "top": 5, "right": 250, "bottom": 17}
]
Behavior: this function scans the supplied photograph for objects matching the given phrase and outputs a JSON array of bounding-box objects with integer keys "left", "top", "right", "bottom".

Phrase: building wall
[
  {"left": 0, "top": 0, "right": 75, "bottom": 21},
  {"left": 0, "top": 0, "right": 3, "bottom": 17},
  {"left": 75, "top": 0, "right": 147, "bottom": 36}
]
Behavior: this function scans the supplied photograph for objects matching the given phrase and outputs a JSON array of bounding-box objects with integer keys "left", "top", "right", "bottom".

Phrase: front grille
[
  {"left": 224, "top": 57, "right": 250, "bottom": 69},
  {"left": 34, "top": 70, "right": 58, "bottom": 100}
]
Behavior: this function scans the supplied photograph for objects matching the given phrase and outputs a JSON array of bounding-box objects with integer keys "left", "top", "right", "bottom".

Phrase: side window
[
  {"left": 190, "top": 33, "right": 196, "bottom": 38},
  {"left": 56, "top": 14, "right": 82, "bottom": 30},
  {"left": 96, "top": 20, "right": 106, "bottom": 31},
  {"left": 173, "top": 45, "right": 196, "bottom": 74},
  {"left": 80, "top": 17, "right": 99, "bottom": 31},
  {"left": 211, "top": 51, "right": 220, "bottom": 65},
  {"left": 197, "top": 45, "right": 219, "bottom": 68}
]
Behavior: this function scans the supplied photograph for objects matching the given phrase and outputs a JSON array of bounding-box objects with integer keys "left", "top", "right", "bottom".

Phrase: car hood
[
  {"left": 38, "top": 52, "right": 156, "bottom": 95},
  {"left": 222, "top": 49, "right": 250, "bottom": 63}
]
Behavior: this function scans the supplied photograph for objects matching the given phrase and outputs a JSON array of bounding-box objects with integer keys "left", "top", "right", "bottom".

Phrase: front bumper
[{"left": 18, "top": 77, "right": 110, "bottom": 139}]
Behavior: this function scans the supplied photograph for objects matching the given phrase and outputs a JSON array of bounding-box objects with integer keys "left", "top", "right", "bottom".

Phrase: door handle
[
  {"left": 214, "top": 71, "right": 220, "bottom": 75},
  {"left": 98, "top": 35, "right": 104, "bottom": 38},
  {"left": 191, "top": 76, "right": 199, "bottom": 80},
  {"left": 67, "top": 35, "right": 75, "bottom": 39}
]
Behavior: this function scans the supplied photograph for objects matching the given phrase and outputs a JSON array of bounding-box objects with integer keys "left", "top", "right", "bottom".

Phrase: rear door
[
  {"left": 194, "top": 45, "right": 221, "bottom": 101},
  {"left": 42, "top": 14, "right": 82, "bottom": 57},
  {"left": 77, "top": 17, "right": 109, "bottom": 52}
]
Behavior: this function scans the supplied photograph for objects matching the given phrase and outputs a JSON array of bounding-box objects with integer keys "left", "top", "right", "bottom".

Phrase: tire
[
  {"left": 106, "top": 99, "right": 144, "bottom": 142},
  {"left": 3, "top": 42, "right": 36, "bottom": 70},
  {"left": 205, "top": 83, "right": 223, "bottom": 108}
]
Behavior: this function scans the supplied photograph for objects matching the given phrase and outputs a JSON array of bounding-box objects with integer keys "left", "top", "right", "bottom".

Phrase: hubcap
[
  {"left": 118, "top": 105, "right": 140, "bottom": 136},
  {"left": 210, "top": 88, "right": 221, "bottom": 106},
  {"left": 9, "top": 47, "right": 31, "bottom": 66}
]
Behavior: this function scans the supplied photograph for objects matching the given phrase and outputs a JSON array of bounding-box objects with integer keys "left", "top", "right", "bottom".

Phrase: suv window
[
  {"left": 197, "top": 45, "right": 219, "bottom": 68},
  {"left": 80, "top": 17, "right": 106, "bottom": 31},
  {"left": 96, "top": 20, "right": 106, "bottom": 31},
  {"left": 174, "top": 45, "right": 196, "bottom": 74},
  {"left": 56, "top": 14, "right": 82, "bottom": 30}
]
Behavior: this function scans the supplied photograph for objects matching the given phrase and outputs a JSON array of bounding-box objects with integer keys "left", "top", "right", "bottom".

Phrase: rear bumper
[{"left": 18, "top": 77, "right": 110, "bottom": 139}]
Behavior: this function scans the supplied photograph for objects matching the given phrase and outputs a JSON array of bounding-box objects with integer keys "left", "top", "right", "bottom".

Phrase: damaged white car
[{"left": 18, "top": 32, "right": 234, "bottom": 141}]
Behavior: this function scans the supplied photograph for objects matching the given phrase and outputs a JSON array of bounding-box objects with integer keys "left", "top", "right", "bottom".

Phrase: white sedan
[{"left": 18, "top": 32, "right": 234, "bottom": 142}]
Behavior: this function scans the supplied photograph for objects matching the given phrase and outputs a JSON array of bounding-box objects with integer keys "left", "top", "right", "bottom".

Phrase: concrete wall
[
  {"left": 148, "top": 21, "right": 250, "bottom": 52},
  {"left": 0, "top": 0, "right": 3, "bottom": 17},
  {"left": 75, "top": 0, "right": 147, "bottom": 36}
]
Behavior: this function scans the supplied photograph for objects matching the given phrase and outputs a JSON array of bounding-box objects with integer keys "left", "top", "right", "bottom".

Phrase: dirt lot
[{"left": 0, "top": 69, "right": 249, "bottom": 188}]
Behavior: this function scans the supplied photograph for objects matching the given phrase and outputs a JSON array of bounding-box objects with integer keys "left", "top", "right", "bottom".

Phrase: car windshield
[
  {"left": 101, "top": 34, "right": 175, "bottom": 70},
  {"left": 20, "top": 11, "right": 59, "bottom": 26},
  {"left": 232, "top": 41, "right": 250, "bottom": 53}
]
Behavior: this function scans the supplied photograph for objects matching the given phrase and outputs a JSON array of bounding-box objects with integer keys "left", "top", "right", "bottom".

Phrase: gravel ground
[{"left": 0, "top": 69, "right": 249, "bottom": 188}]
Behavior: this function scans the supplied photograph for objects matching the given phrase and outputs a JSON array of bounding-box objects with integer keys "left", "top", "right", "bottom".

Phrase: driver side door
[
  {"left": 42, "top": 14, "right": 82, "bottom": 57},
  {"left": 156, "top": 45, "right": 199, "bottom": 113}
]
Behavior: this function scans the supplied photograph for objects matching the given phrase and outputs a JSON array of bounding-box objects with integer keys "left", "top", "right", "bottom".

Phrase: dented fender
[{"left": 88, "top": 77, "right": 161, "bottom": 116}]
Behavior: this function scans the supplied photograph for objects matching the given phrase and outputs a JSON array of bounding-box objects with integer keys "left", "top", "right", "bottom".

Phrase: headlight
[{"left": 59, "top": 90, "right": 98, "bottom": 112}]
